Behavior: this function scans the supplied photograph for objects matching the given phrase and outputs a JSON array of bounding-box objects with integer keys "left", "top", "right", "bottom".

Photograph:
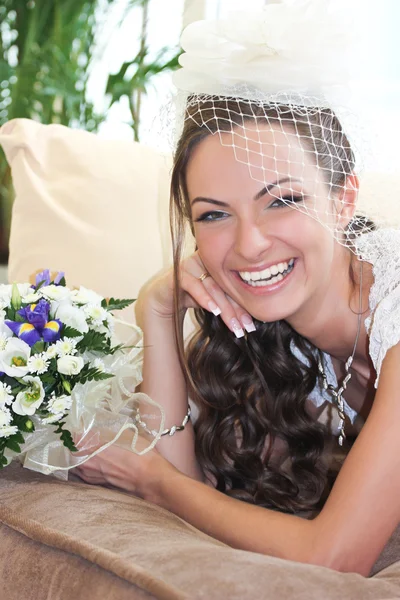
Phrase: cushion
[
  {"left": 0, "top": 119, "right": 173, "bottom": 317},
  {"left": 1, "top": 462, "right": 400, "bottom": 600}
]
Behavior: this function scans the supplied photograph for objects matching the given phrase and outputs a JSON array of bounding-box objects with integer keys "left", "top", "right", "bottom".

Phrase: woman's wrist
[{"left": 141, "top": 456, "right": 183, "bottom": 508}]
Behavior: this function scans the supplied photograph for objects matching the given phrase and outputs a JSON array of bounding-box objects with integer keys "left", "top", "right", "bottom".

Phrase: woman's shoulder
[{"left": 358, "top": 228, "right": 400, "bottom": 387}]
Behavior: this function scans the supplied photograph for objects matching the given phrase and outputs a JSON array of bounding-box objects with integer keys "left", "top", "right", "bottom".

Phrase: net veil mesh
[
  {"left": 162, "top": 1, "right": 397, "bottom": 257},
  {"left": 170, "top": 86, "right": 385, "bottom": 253}
]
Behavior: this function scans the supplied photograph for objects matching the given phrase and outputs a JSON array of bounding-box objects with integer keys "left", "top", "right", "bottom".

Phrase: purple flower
[
  {"left": 5, "top": 321, "right": 41, "bottom": 346},
  {"left": 42, "top": 320, "right": 62, "bottom": 343},
  {"left": 54, "top": 271, "right": 65, "bottom": 285},
  {"left": 6, "top": 300, "right": 62, "bottom": 347},
  {"left": 35, "top": 269, "right": 51, "bottom": 288},
  {"left": 18, "top": 299, "right": 50, "bottom": 330}
]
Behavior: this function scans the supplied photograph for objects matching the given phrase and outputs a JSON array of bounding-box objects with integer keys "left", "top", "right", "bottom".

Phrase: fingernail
[
  {"left": 208, "top": 301, "right": 221, "bottom": 316},
  {"left": 230, "top": 318, "right": 245, "bottom": 338},
  {"left": 241, "top": 314, "right": 256, "bottom": 333}
]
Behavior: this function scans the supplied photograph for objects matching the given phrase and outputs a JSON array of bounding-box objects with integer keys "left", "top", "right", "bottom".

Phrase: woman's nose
[{"left": 233, "top": 222, "right": 273, "bottom": 262}]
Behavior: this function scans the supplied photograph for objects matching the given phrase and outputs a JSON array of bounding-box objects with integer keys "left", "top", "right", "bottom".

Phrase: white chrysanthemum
[
  {"left": 54, "top": 303, "right": 89, "bottom": 334},
  {"left": 0, "top": 333, "right": 9, "bottom": 351},
  {"left": 0, "top": 405, "right": 11, "bottom": 426},
  {"left": 0, "top": 382, "right": 13, "bottom": 407},
  {"left": 0, "top": 322, "right": 12, "bottom": 351},
  {"left": 12, "top": 376, "right": 45, "bottom": 416},
  {"left": 55, "top": 337, "right": 77, "bottom": 357},
  {"left": 28, "top": 353, "right": 50, "bottom": 375},
  {"left": 47, "top": 393, "right": 73, "bottom": 415},
  {"left": 41, "top": 413, "right": 63, "bottom": 424},
  {"left": 46, "top": 344, "right": 57, "bottom": 360},
  {"left": 71, "top": 286, "right": 103, "bottom": 306},
  {"left": 39, "top": 285, "right": 71, "bottom": 302},
  {"left": 0, "top": 425, "right": 18, "bottom": 438},
  {"left": 45, "top": 344, "right": 58, "bottom": 359},
  {"left": 22, "top": 292, "right": 41, "bottom": 304},
  {"left": 84, "top": 304, "right": 108, "bottom": 326},
  {"left": 0, "top": 405, "right": 12, "bottom": 427}
]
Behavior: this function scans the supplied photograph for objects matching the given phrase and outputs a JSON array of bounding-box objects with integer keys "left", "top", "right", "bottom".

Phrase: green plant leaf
[
  {"left": 5, "top": 439, "right": 21, "bottom": 454},
  {"left": 61, "top": 326, "right": 83, "bottom": 338},
  {"left": 76, "top": 330, "right": 111, "bottom": 354},
  {"left": 103, "top": 298, "right": 135, "bottom": 312},
  {"left": 72, "top": 364, "right": 114, "bottom": 385},
  {"left": 31, "top": 340, "right": 45, "bottom": 354},
  {"left": 54, "top": 421, "right": 77, "bottom": 452}
]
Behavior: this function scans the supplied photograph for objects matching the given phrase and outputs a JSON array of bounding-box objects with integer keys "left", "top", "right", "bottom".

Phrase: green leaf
[
  {"left": 61, "top": 326, "right": 83, "bottom": 338},
  {"left": 76, "top": 330, "right": 111, "bottom": 354},
  {"left": 54, "top": 422, "right": 77, "bottom": 452},
  {"left": 13, "top": 431, "right": 25, "bottom": 444},
  {"left": 73, "top": 364, "right": 114, "bottom": 385},
  {"left": 5, "top": 439, "right": 21, "bottom": 454},
  {"left": 104, "top": 298, "right": 135, "bottom": 312},
  {"left": 56, "top": 276, "right": 66, "bottom": 287},
  {"left": 31, "top": 340, "right": 45, "bottom": 354}
]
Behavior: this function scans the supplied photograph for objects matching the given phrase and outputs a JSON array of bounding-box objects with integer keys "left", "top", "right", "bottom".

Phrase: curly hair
[{"left": 170, "top": 97, "right": 363, "bottom": 513}]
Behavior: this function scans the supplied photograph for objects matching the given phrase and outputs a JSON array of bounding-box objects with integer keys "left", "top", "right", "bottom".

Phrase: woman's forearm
[
  {"left": 151, "top": 468, "right": 317, "bottom": 563},
  {"left": 135, "top": 301, "right": 202, "bottom": 480}
]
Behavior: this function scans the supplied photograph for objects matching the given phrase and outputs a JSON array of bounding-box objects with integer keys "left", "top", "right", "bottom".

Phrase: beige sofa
[{"left": 1, "top": 119, "right": 400, "bottom": 599}]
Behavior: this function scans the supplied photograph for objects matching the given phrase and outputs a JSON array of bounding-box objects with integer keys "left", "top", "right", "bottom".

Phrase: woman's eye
[
  {"left": 194, "top": 211, "right": 229, "bottom": 222},
  {"left": 269, "top": 194, "right": 304, "bottom": 209}
]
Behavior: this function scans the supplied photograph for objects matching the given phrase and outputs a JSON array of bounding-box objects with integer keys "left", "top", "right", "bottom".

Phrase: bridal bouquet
[{"left": 0, "top": 270, "right": 164, "bottom": 476}]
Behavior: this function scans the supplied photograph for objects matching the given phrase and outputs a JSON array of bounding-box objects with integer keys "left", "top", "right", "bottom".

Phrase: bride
[{"left": 75, "top": 1, "right": 400, "bottom": 576}]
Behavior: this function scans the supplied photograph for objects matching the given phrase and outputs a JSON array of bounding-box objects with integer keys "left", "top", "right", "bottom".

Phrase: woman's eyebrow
[
  {"left": 253, "top": 177, "right": 300, "bottom": 201},
  {"left": 191, "top": 177, "right": 301, "bottom": 207},
  {"left": 191, "top": 197, "right": 229, "bottom": 207}
]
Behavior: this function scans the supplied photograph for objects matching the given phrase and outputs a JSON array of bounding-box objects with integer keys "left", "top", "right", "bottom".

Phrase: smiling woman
[
  {"left": 169, "top": 94, "right": 366, "bottom": 512},
  {"left": 74, "top": 0, "right": 400, "bottom": 577}
]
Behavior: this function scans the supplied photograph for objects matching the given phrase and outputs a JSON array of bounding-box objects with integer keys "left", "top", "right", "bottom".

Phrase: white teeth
[
  {"left": 270, "top": 265, "right": 279, "bottom": 276},
  {"left": 239, "top": 259, "right": 294, "bottom": 283}
]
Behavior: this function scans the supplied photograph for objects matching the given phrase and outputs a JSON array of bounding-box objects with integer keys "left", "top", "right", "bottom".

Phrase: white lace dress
[{"left": 294, "top": 228, "right": 400, "bottom": 435}]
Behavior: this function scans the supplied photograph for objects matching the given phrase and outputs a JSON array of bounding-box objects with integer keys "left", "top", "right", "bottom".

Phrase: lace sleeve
[{"left": 356, "top": 229, "right": 400, "bottom": 388}]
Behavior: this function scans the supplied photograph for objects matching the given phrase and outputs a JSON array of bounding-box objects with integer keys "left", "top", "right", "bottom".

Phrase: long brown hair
[{"left": 170, "top": 97, "right": 360, "bottom": 513}]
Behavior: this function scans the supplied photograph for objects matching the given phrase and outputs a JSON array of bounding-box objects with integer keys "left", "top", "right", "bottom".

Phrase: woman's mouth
[{"left": 237, "top": 258, "right": 295, "bottom": 288}]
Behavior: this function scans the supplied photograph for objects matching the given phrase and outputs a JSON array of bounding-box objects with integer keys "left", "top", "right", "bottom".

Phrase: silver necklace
[{"left": 317, "top": 261, "right": 364, "bottom": 447}]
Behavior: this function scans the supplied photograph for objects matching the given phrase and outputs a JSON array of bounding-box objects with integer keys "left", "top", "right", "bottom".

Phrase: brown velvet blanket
[{"left": 0, "top": 463, "right": 400, "bottom": 600}]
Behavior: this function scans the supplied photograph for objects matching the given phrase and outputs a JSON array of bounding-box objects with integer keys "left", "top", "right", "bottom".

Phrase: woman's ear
[{"left": 336, "top": 172, "right": 359, "bottom": 228}]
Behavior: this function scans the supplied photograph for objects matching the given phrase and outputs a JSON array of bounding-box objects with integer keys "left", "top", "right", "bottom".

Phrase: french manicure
[
  {"left": 208, "top": 301, "right": 221, "bottom": 316},
  {"left": 241, "top": 314, "right": 256, "bottom": 333},
  {"left": 230, "top": 318, "right": 245, "bottom": 338}
]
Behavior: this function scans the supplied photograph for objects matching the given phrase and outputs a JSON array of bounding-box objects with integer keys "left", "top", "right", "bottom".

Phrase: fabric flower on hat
[{"left": 173, "top": 0, "right": 358, "bottom": 98}]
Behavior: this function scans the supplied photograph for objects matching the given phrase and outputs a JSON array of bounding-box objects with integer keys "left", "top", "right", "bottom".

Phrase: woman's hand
[
  {"left": 73, "top": 444, "right": 177, "bottom": 503},
  {"left": 136, "top": 252, "right": 256, "bottom": 338}
]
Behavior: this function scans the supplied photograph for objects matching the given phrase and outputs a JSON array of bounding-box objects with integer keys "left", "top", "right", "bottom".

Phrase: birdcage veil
[{"left": 168, "top": 0, "right": 393, "bottom": 250}]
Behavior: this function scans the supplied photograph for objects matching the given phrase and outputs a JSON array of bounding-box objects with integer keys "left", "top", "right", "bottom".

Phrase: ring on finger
[{"left": 198, "top": 272, "right": 210, "bottom": 282}]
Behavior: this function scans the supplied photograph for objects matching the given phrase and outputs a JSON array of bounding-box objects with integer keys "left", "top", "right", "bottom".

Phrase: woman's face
[{"left": 186, "top": 123, "right": 344, "bottom": 323}]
